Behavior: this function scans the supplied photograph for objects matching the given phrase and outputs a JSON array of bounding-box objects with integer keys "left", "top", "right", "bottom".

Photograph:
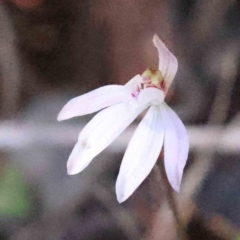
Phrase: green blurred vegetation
[{"left": 0, "top": 166, "right": 32, "bottom": 218}]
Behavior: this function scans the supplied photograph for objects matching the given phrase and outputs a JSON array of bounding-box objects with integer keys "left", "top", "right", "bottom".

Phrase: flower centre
[{"left": 141, "top": 68, "right": 166, "bottom": 92}]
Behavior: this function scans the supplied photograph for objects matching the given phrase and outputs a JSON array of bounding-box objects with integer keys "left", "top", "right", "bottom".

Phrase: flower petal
[
  {"left": 153, "top": 35, "right": 178, "bottom": 88},
  {"left": 124, "top": 74, "right": 142, "bottom": 92},
  {"left": 116, "top": 106, "right": 164, "bottom": 203},
  {"left": 138, "top": 88, "right": 165, "bottom": 106},
  {"left": 57, "top": 85, "right": 126, "bottom": 121},
  {"left": 160, "top": 103, "right": 189, "bottom": 192},
  {"left": 67, "top": 103, "right": 146, "bottom": 175}
]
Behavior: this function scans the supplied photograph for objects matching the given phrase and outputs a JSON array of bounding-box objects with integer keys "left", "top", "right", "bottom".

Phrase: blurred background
[{"left": 0, "top": 0, "right": 240, "bottom": 239}]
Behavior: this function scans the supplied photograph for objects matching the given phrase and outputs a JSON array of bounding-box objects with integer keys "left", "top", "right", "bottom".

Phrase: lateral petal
[
  {"left": 67, "top": 103, "right": 146, "bottom": 175},
  {"left": 153, "top": 35, "right": 178, "bottom": 89},
  {"left": 124, "top": 74, "right": 142, "bottom": 92},
  {"left": 57, "top": 85, "right": 126, "bottom": 121},
  {"left": 160, "top": 103, "right": 189, "bottom": 192},
  {"left": 116, "top": 106, "right": 164, "bottom": 203}
]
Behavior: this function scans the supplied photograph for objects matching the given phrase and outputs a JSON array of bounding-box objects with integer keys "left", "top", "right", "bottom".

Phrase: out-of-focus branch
[
  {"left": 208, "top": 43, "right": 239, "bottom": 124},
  {"left": 1, "top": 122, "right": 240, "bottom": 153},
  {"left": 190, "top": 0, "right": 235, "bottom": 43},
  {"left": 174, "top": 38, "right": 239, "bottom": 238},
  {"left": 0, "top": 2, "right": 21, "bottom": 118}
]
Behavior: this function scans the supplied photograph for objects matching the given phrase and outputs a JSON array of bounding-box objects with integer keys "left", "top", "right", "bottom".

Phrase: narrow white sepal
[
  {"left": 67, "top": 103, "right": 146, "bottom": 175},
  {"left": 116, "top": 106, "right": 164, "bottom": 203},
  {"left": 153, "top": 35, "right": 178, "bottom": 88},
  {"left": 57, "top": 85, "right": 126, "bottom": 121},
  {"left": 160, "top": 103, "right": 189, "bottom": 192}
]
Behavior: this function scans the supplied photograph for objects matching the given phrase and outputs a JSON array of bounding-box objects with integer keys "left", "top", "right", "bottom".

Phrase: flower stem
[{"left": 154, "top": 162, "right": 188, "bottom": 240}]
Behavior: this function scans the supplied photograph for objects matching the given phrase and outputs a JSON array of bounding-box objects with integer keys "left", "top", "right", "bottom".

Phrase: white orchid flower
[{"left": 57, "top": 34, "right": 189, "bottom": 203}]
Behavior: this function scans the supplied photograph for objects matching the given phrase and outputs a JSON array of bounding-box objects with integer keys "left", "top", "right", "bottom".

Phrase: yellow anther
[{"left": 141, "top": 68, "right": 165, "bottom": 90}]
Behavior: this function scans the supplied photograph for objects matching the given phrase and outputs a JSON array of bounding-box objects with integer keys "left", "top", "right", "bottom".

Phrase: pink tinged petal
[
  {"left": 153, "top": 34, "right": 178, "bottom": 88},
  {"left": 67, "top": 103, "right": 146, "bottom": 175},
  {"left": 138, "top": 88, "right": 165, "bottom": 106},
  {"left": 124, "top": 74, "right": 142, "bottom": 92},
  {"left": 120, "top": 75, "right": 143, "bottom": 109},
  {"left": 57, "top": 85, "right": 126, "bottom": 121},
  {"left": 160, "top": 103, "right": 189, "bottom": 192},
  {"left": 116, "top": 106, "right": 164, "bottom": 203},
  {"left": 124, "top": 74, "right": 142, "bottom": 102}
]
